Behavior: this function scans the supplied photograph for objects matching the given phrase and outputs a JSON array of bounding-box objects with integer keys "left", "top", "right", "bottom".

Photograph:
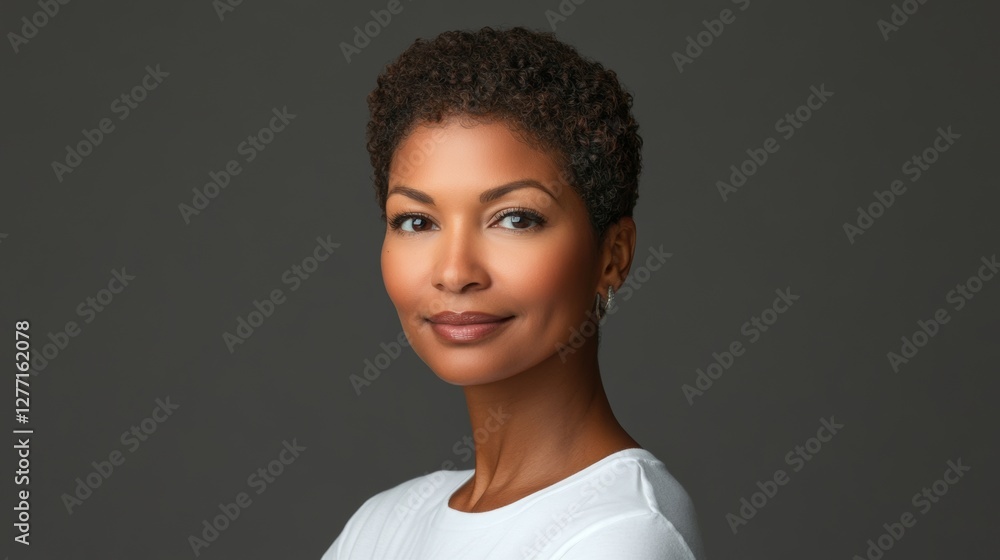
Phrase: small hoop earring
[{"left": 594, "top": 285, "right": 615, "bottom": 320}]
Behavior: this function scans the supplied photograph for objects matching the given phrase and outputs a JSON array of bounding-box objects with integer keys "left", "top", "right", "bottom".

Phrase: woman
[{"left": 323, "top": 26, "right": 704, "bottom": 560}]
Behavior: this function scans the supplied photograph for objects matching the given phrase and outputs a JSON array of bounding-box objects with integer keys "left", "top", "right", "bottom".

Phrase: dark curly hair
[{"left": 366, "top": 25, "right": 642, "bottom": 243}]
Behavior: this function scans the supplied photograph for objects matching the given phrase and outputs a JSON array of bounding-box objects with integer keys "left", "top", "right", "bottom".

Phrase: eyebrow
[{"left": 387, "top": 179, "right": 559, "bottom": 206}]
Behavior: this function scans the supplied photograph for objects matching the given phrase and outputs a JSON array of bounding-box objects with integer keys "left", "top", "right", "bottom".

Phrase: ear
[{"left": 597, "top": 217, "right": 636, "bottom": 295}]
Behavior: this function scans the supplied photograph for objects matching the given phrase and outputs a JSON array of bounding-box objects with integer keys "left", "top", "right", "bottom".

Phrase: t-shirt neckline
[{"left": 434, "top": 447, "right": 657, "bottom": 529}]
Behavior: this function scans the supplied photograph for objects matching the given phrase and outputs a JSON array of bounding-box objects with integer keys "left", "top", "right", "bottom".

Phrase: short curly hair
[{"left": 366, "top": 25, "right": 642, "bottom": 242}]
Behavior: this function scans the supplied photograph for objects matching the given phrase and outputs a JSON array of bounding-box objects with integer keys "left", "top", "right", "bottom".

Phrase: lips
[
  {"left": 426, "top": 311, "right": 514, "bottom": 343},
  {"left": 427, "top": 311, "right": 512, "bottom": 325}
]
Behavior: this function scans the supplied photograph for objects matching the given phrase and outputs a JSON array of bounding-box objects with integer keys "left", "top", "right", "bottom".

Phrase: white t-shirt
[{"left": 320, "top": 448, "right": 705, "bottom": 559}]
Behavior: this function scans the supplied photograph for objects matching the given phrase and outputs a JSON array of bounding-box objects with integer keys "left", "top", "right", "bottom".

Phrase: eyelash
[{"left": 387, "top": 207, "right": 548, "bottom": 236}]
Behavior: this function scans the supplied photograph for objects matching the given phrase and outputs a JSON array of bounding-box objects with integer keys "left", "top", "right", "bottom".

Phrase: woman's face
[{"left": 381, "top": 116, "right": 603, "bottom": 386}]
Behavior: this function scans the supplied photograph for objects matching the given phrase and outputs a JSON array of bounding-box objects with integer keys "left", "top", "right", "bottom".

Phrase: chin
[
  {"left": 411, "top": 343, "right": 525, "bottom": 386},
  {"left": 425, "top": 356, "right": 519, "bottom": 386}
]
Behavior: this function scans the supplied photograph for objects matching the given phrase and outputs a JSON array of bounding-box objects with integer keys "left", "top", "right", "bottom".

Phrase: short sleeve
[{"left": 551, "top": 512, "right": 699, "bottom": 560}]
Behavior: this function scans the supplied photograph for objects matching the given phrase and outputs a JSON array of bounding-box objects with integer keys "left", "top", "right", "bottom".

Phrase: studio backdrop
[{"left": 2, "top": 0, "right": 997, "bottom": 558}]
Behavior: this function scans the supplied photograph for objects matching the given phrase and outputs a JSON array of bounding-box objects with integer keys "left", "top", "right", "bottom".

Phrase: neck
[{"left": 454, "top": 338, "right": 639, "bottom": 509}]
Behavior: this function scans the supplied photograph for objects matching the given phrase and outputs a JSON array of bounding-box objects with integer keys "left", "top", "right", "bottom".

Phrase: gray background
[{"left": 2, "top": 0, "right": 997, "bottom": 558}]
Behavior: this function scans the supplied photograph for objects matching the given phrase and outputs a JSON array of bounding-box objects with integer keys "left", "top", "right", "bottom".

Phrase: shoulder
[
  {"left": 558, "top": 451, "right": 705, "bottom": 559},
  {"left": 320, "top": 468, "right": 470, "bottom": 558},
  {"left": 551, "top": 511, "right": 699, "bottom": 560},
  {"left": 632, "top": 455, "right": 704, "bottom": 557},
  {"left": 349, "top": 467, "right": 470, "bottom": 522}
]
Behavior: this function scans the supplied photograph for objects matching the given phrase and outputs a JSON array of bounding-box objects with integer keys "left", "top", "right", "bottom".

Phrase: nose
[{"left": 431, "top": 220, "right": 490, "bottom": 294}]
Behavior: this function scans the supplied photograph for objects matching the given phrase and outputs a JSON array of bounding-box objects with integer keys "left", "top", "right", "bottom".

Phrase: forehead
[{"left": 388, "top": 118, "right": 565, "bottom": 193}]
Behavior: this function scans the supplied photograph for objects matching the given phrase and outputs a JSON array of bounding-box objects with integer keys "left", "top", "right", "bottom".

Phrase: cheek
[
  {"left": 500, "top": 232, "right": 594, "bottom": 315},
  {"left": 381, "top": 241, "right": 417, "bottom": 316},
  {"left": 381, "top": 228, "right": 595, "bottom": 330},
  {"left": 381, "top": 239, "right": 441, "bottom": 337}
]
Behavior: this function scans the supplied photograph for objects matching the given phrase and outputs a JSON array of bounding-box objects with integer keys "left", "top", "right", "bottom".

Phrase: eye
[
  {"left": 493, "top": 208, "right": 547, "bottom": 233},
  {"left": 386, "top": 208, "right": 548, "bottom": 236},
  {"left": 388, "top": 212, "right": 437, "bottom": 235}
]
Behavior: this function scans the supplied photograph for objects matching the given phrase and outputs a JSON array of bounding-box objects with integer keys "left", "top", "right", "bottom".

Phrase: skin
[{"left": 382, "top": 114, "right": 641, "bottom": 513}]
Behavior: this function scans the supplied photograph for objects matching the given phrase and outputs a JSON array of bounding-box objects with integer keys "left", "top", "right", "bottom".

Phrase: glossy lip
[
  {"left": 428, "top": 311, "right": 511, "bottom": 324},
  {"left": 426, "top": 311, "right": 515, "bottom": 343}
]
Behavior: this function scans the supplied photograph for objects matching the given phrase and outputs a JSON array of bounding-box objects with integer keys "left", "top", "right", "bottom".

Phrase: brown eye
[
  {"left": 407, "top": 217, "right": 431, "bottom": 231},
  {"left": 494, "top": 208, "right": 547, "bottom": 232},
  {"left": 388, "top": 212, "right": 437, "bottom": 235}
]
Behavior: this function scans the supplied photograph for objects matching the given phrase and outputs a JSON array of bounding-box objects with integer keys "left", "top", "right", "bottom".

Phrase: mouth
[{"left": 426, "top": 313, "right": 515, "bottom": 343}]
